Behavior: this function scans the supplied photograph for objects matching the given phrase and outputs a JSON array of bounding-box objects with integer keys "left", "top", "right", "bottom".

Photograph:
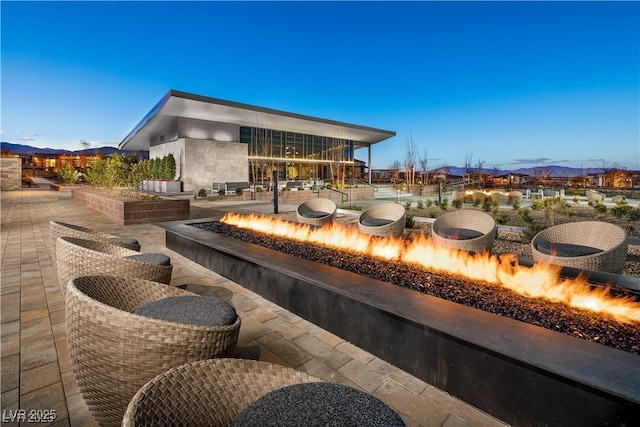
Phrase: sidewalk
[{"left": 0, "top": 186, "right": 507, "bottom": 427}]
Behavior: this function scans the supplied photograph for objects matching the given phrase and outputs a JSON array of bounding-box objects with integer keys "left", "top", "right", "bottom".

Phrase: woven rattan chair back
[
  {"left": 123, "top": 358, "right": 321, "bottom": 427},
  {"left": 49, "top": 221, "right": 140, "bottom": 271},
  {"left": 66, "top": 275, "right": 241, "bottom": 427},
  {"left": 296, "top": 198, "right": 337, "bottom": 226},
  {"left": 431, "top": 209, "right": 497, "bottom": 253},
  {"left": 358, "top": 203, "right": 406, "bottom": 238},
  {"left": 55, "top": 236, "right": 172, "bottom": 298},
  {"left": 531, "top": 221, "right": 628, "bottom": 274}
]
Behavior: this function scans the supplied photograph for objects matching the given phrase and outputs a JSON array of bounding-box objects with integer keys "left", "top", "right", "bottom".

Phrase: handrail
[
  {"left": 349, "top": 179, "right": 378, "bottom": 193},
  {"left": 327, "top": 187, "right": 348, "bottom": 204}
]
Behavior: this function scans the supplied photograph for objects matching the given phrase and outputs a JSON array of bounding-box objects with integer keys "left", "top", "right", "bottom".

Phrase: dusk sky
[{"left": 2, "top": 1, "right": 639, "bottom": 171}]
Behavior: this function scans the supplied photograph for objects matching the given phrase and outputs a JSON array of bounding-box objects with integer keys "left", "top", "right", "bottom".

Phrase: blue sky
[{"left": 2, "top": 1, "right": 639, "bottom": 171}]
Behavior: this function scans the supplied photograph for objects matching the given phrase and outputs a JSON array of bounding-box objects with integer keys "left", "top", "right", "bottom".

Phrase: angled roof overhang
[{"left": 119, "top": 90, "right": 396, "bottom": 152}]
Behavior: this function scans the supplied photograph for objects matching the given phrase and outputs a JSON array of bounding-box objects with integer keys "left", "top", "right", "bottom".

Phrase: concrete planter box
[{"left": 72, "top": 188, "right": 189, "bottom": 225}]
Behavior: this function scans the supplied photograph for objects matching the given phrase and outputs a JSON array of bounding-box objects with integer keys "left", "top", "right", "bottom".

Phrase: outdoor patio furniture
[
  {"left": 507, "top": 191, "right": 523, "bottom": 205},
  {"left": 472, "top": 191, "right": 487, "bottom": 204},
  {"left": 431, "top": 210, "right": 497, "bottom": 253},
  {"left": 66, "top": 275, "right": 241, "bottom": 427},
  {"left": 122, "top": 358, "right": 319, "bottom": 426},
  {"left": 531, "top": 221, "right": 628, "bottom": 274},
  {"left": 55, "top": 236, "right": 172, "bottom": 297},
  {"left": 49, "top": 220, "right": 140, "bottom": 270},
  {"left": 358, "top": 203, "right": 406, "bottom": 238},
  {"left": 296, "top": 197, "right": 337, "bottom": 226},
  {"left": 586, "top": 189, "right": 606, "bottom": 203},
  {"left": 491, "top": 192, "right": 509, "bottom": 205}
]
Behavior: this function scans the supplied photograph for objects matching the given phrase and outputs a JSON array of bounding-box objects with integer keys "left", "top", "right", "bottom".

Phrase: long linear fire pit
[{"left": 159, "top": 218, "right": 640, "bottom": 427}]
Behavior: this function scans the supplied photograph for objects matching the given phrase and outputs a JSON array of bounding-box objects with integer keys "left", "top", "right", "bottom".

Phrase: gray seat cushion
[
  {"left": 233, "top": 382, "right": 405, "bottom": 427},
  {"left": 301, "top": 210, "right": 330, "bottom": 219},
  {"left": 536, "top": 242, "right": 603, "bottom": 257},
  {"left": 124, "top": 253, "right": 171, "bottom": 266},
  {"left": 133, "top": 295, "right": 237, "bottom": 326},
  {"left": 108, "top": 237, "right": 140, "bottom": 246},
  {"left": 361, "top": 218, "right": 394, "bottom": 227},
  {"left": 437, "top": 228, "right": 484, "bottom": 240}
]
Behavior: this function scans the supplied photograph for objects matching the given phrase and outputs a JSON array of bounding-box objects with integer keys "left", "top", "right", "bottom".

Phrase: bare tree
[
  {"left": 404, "top": 131, "right": 417, "bottom": 186},
  {"left": 390, "top": 160, "right": 401, "bottom": 183},
  {"left": 418, "top": 146, "right": 428, "bottom": 184},
  {"left": 463, "top": 151, "right": 473, "bottom": 186}
]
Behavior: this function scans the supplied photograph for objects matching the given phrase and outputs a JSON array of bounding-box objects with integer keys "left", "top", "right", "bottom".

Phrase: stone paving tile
[
  {"left": 20, "top": 381, "right": 69, "bottom": 421},
  {"left": 335, "top": 339, "right": 377, "bottom": 365},
  {"left": 1, "top": 331, "right": 20, "bottom": 358},
  {"left": 20, "top": 336, "right": 58, "bottom": 371},
  {"left": 374, "top": 379, "right": 450, "bottom": 427},
  {"left": 293, "top": 332, "right": 352, "bottom": 370},
  {"left": 337, "top": 358, "right": 387, "bottom": 394},
  {"left": 298, "top": 357, "right": 348, "bottom": 383},
  {"left": 20, "top": 361, "right": 62, "bottom": 395},
  {"left": 368, "top": 357, "right": 430, "bottom": 395},
  {"left": 1, "top": 354, "right": 20, "bottom": 393},
  {"left": 1, "top": 292, "right": 20, "bottom": 323},
  {"left": 256, "top": 332, "right": 312, "bottom": 368}
]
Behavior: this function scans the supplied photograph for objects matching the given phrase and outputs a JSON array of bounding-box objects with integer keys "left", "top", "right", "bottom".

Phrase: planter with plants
[
  {"left": 74, "top": 153, "right": 189, "bottom": 225},
  {"left": 140, "top": 154, "right": 182, "bottom": 193}
]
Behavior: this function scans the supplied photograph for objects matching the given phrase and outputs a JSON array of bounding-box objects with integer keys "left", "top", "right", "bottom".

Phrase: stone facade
[
  {"left": 1, "top": 158, "right": 22, "bottom": 191},
  {"left": 150, "top": 138, "right": 247, "bottom": 192}
]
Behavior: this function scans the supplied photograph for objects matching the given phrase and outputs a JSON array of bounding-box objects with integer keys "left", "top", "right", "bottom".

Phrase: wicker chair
[
  {"left": 531, "top": 221, "right": 628, "bottom": 274},
  {"left": 122, "top": 358, "right": 321, "bottom": 426},
  {"left": 66, "top": 275, "right": 242, "bottom": 427},
  {"left": 49, "top": 220, "right": 140, "bottom": 269},
  {"left": 491, "top": 192, "right": 509, "bottom": 206},
  {"left": 296, "top": 198, "right": 337, "bottom": 226},
  {"left": 507, "top": 191, "right": 523, "bottom": 205},
  {"left": 55, "top": 236, "right": 172, "bottom": 297},
  {"left": 431, "top": 210, "right": 497, "bottom": 253},
  {"left": 358, "top": 203, "right": 406, "bottom": 238}
]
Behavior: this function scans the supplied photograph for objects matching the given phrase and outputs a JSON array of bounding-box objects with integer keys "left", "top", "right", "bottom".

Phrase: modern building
[{"left": 119, "top": 90, "right": 396, "bottom": 192}]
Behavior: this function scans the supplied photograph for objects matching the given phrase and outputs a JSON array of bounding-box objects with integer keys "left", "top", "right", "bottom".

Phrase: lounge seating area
[
  {"left": 531, "top": 221, "right": 628, "bottom": 274},
  {"left": 47, "top": 218, "right": 406, "bottom": 426}
]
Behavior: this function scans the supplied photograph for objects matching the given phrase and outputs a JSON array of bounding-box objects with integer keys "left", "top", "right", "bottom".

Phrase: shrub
[
  {"left": 298, "top": 186, "right": 305, "bottom": 191},
  {"left": 405, "top": 214, "right": 415, "bottom": 228},
  {"left": 573, "top": 195, "right": 581, "bottom": 204},
  {"left": 354, "top": 204, "right": 363, "bottom": 211},
  {"left": 473, "top": 198, "right": 481, "bottom": 207},
  {"left": 451, "top": 199, "right": 463, "bottom": 209},
  {"left": 522, "top": 223, "right": 547, "bottom": 244},
  {"left": 404, "top": 200, "right": 413, "bottom": 210},
  {"left": 482, "top": 199, "right": 491, "bottom": 212},
  {"left": 530, "top": 198, "right": 544, "bottom": 211},
  {"left": 256, "top": 186, "right": 264, "bottom": 192},
  {"left": 197, "top": 188, "right": 207, "bottom": 198},
  {"left": 496, "top": 213, "right": 509, "bottom": 225},
  {"left": 627, "top": 207, "right": 640, "bottom": 221},
  {"left": 592, "top": 200, "right": 607, "bottom": 214},
  {"left": 218, "top": 189, "right": 225, "bottom": 196},
  {"left": 425, "top": 199, "right": 433, "bottom": 207},
  {"left": 22, "top": 175, "right": 33, "bottom": 187},
  {"left": 57, "top": 165, "right": 83, "bottom": 185},
  {"left": 518, "top": 208, "right": 534, "bottom": 224},
  {"left": 512, "top": 200, "right": 520, "bottom": 211},
  {"left": 490, "top": 200, "right": 499, "bottom": 216},
  {"left": 416, "top": 199, "right": 424, "bottom": 209},
  {"left": 235, "top": 187, "right": 244, "bottom": 196},
  {"left": 440, "top": 197, "right": 449, "bottom": 211}
]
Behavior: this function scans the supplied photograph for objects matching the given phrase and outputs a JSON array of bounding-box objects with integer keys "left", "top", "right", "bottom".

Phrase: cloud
[
  {"left": 509, "top": 158, "right": 551, "bottom": 165},
  {"left": 16, "top": 137, "right": 36, "bottom": 142}
]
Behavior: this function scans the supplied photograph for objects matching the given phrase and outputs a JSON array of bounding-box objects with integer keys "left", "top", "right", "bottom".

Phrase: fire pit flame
[{"left": 221, "top": 212, "right": 640, "bottom": 324}]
